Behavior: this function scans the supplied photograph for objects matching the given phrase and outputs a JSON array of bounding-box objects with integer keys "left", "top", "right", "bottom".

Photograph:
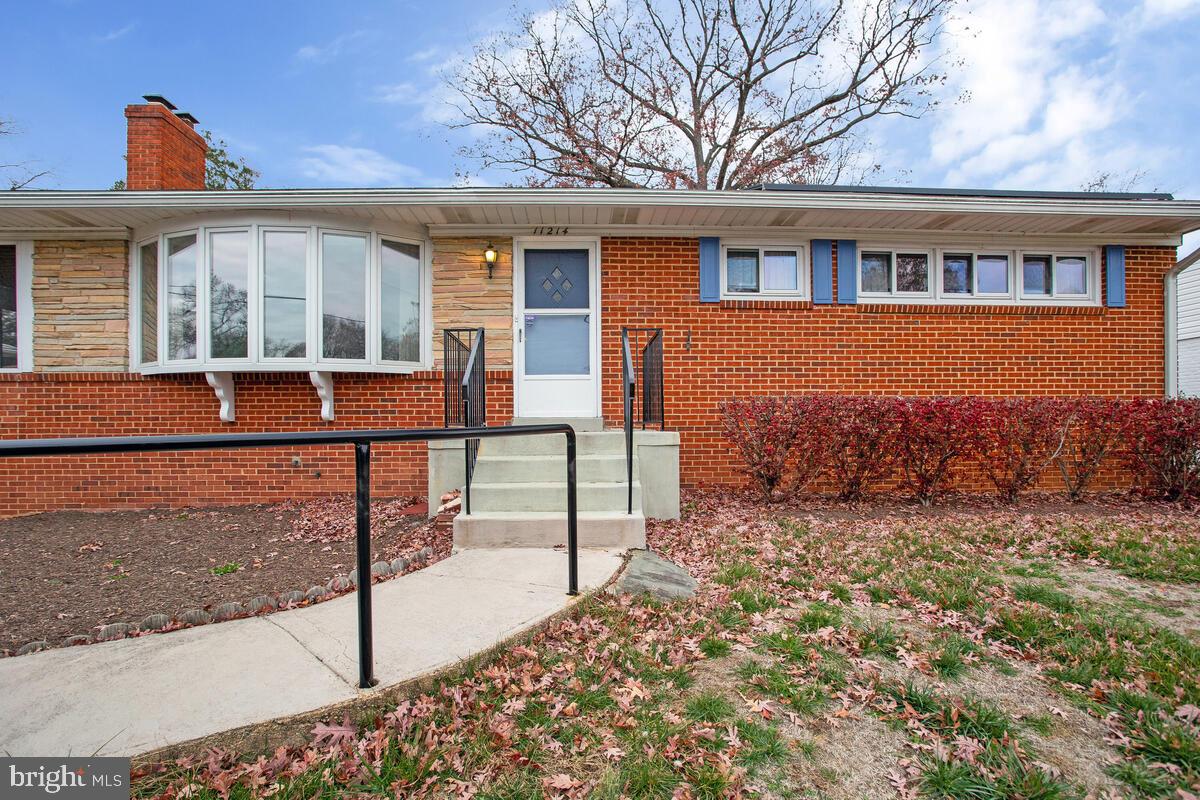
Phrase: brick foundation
[{"left": 0, "top": 371, "right": 513, "bottom": 517}]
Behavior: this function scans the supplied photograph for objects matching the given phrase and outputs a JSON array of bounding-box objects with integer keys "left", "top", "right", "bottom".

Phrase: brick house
[{"left": 1, "top": 97, "right": 1199, "bottom": 536}]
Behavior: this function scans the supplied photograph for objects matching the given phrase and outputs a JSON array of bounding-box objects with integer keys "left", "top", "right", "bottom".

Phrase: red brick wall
[
  {"left": 0, "top": 371, "right": 513, "bottom": 517},
  {"left": 599, "top": 238, "right": 1173, "bottom": 487},
  {"left": 124, "top": 104, "right": 207, "bottom": 191}
]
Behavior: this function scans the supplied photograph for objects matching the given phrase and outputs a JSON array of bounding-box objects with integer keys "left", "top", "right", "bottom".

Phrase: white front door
[{"left": 514, "top": 240, "right": 600, "bottom": 418}]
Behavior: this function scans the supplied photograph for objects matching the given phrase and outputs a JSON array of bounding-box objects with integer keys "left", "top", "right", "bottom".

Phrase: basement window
[{"left": 133, "top": 221, "right": 430, "bottom": 374}]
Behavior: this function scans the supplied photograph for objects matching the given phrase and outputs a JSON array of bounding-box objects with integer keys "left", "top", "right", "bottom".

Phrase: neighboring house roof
[
  {"left": 1178, "top": 245, "right": 1200, "bottom": 273},
  {"left": 1, "top": 186, "right": 1199, "bottom": 242}
]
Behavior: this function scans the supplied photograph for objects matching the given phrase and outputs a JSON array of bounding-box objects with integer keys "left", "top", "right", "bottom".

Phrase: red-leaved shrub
[
  {"left": 822, "top": 395, "right": 902, "bottom": 501},
  {"left": 895, "top": 397, "right": 982, "bottom": 506},
  {"left": 1121, "top": 398, "right": 1200, "bottom": 501},
  {"left": 1054, "top": 397, "right": 1129, "bottom": 501},
  {"left": 974, "top": 397, "right": 1066, "bottom": 502},
  {"left": 718, "top": 396, "right": 801, "bottom": 500},
  {"left": 786, "top": 394, "right": 837, "bottom": 495}
]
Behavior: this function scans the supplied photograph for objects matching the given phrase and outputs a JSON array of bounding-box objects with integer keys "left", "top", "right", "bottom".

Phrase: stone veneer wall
[
  {"left": 432, "top": 237, "right": 514, "bottom": 367},
  {"left": 32, "top": 240, "right": 129, "bottom": 372}
]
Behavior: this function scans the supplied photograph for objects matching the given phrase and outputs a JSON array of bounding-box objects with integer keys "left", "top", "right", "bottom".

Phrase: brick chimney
[{"left": 124, "top": 95, "right": 207, "bottom": 190}]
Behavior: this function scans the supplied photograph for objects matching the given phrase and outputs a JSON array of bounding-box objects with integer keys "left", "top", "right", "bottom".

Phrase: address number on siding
[{"left": 531, "top": 226, "right": 570, "bottom": 235}]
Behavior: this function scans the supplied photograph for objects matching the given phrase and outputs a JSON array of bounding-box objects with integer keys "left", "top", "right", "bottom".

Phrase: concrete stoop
[{"left": 454, "top": 422, "right": 648, "bottom": 549}]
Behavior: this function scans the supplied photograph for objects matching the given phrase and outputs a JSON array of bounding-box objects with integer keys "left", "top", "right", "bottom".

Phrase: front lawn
[{"left": 135, "top": 492, "right": 1200, "bottom": 799}]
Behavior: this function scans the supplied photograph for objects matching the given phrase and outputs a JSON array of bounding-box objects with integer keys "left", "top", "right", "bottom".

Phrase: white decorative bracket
[
  {"left": 205, "top": 372, "right": 236, "bottom": 423},
  {"left": 309, "top": 371, "right": 335, "bottom": 421}
]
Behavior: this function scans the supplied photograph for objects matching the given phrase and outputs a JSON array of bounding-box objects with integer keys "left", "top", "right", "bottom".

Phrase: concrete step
[
  {"left": 454, "top": 511, "right": 646, "bottom": 549},
  {"left": 512, "top": 417, "right": 605, "bottom": 432},
  {"left": 479, "top": 430, "right": 627, "bottom": 457},
  {"left": 473, "top": 453, "right": 635, "bottom": 483},
  {"left": 468, "top": 480, "right": 641, "bottom": 513}
]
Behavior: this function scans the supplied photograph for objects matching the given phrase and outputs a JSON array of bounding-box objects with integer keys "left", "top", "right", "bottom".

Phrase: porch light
[{"left": 484, "top": 242, "right": 498, "bottom": 278}]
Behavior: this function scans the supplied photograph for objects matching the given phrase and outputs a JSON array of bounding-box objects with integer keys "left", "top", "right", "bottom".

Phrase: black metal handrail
[
  {"left": 0, "top": 423, "right": 578, "bottom": 690},
  {"left": 621, "top": 327, "right": 665, "bottom": 514},
  {"left": 443, "top": 328, "right": 486, "bottom": 514}
]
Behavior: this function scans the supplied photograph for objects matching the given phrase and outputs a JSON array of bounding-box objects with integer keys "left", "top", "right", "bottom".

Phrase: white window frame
[
  {"left": 937, "top": 249, "right": 1016, "bottom": 301},
  {"left": 0, "top": 240, "right": 33, "bottom": 373},
  {"left": 129, "top": 215, "right": 432, "bottom": 374},
  {"left": 204, "top": 225, "right": 256, "bottom": 364},
  {"left": 161, "top": 227, "right": 202, "bottom": 366},
  {"left": 377, "top": 236, "right": 425, "bottom": 366},
  {"left": 719, "top": 242, "right": 809, "bottom": 301},
  {"left": 853, "top": 242, "right": 1101, "bottom": 307},
  {"left": 857, "top": 246, "right": 934, "bottom": 299},
  {"left": 1018, "top": 249, "right": 1098, "bottom": 302}
]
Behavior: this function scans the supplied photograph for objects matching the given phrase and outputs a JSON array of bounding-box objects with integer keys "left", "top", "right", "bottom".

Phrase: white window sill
[
  {"left": 137, "top": 361, "right": 427, "bottom": 376},
  {"left": 719, "top": 293, "right": 811, "bottom": 303}
]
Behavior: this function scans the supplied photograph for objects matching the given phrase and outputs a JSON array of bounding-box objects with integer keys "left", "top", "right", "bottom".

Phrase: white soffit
[{"left": 0, "top": 188, "right": 1198, "bottom": 242}]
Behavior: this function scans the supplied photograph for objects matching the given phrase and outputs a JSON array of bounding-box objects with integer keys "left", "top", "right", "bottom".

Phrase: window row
[
  {"left": 137, "top": 225, "right": 426, "bottom": 370},
  {"left": 716, "top": 242, "right": 1100, "bottom": 304},
  {"left": 858, "top": 248, "right": 1096, "bottom": 302}
]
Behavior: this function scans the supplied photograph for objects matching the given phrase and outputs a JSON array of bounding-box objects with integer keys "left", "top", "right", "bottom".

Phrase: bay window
[
  {"left": 134, "top": 220, "right": 429, "bottom": 372},
  {"left": 0, "top": 242, "right": 32, "bottom": 372},
  {"left": 721, "top": 244, "right": 808, "bottom": 299}
]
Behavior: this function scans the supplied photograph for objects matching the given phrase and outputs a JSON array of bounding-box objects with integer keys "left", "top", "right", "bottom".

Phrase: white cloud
[
  {"left": 931, "top": 0, "right": 1108, "bottom": 176},
  {"left": 295, "top": 31, "right": 366, "bottom": 63},
  {"left": 297, "top": 145, "right": 425, "bottom": 186},
  {"left": 95, "top": 22, "right": 136, "bottom": 43},
  {"left": 1141, "top": 0, "right": 1200, "bottom": 19}
]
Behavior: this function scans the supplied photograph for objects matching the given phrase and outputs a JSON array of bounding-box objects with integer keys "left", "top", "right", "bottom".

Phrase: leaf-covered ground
[{"left": 134, "top": 492, "right": 1200, "bottom": 799}]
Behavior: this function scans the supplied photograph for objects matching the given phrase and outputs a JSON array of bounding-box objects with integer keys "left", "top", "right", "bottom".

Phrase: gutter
[{"left": 1, "top": 187, "right": 1200, "bottom": 220}]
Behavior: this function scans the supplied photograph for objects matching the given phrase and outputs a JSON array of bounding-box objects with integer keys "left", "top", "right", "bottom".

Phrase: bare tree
[
  {"left": 447, "top": 0, "right": 951, "bottom": 189},
  {"left": 0, "top": 118, "right": 49, "bottom": 190}
]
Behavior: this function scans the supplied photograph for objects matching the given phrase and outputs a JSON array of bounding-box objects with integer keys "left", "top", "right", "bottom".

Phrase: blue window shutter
[
  {"left": 837, "top": 240, "right": 857, "bottom": 304},
  {"left": 811, "top": 240, "right": 833, "bottom": 304},
  {"left": 1105, "top": 245, "right": 1126, "bottom": 308},
  {"left": 699, "top": 237, "right": 720, "bottom": 303}
]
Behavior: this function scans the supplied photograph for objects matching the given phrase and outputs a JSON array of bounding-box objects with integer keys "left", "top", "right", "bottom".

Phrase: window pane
[
  {"left": 861, "top": 252, "right": 892, "bottom": 293},
  {"left": 1023, "top": 255, "right": 1052, "bottom": 295},
  {"left": 942, "top": 253, "right": 973, "bottom": 295},
  {"left": 0, "top": 245, "right": 15, "bottom": 369},
  {"left": 263, "top": 231, "right": 307, "bottom": 358},
  {"left": 321, "top": 233, "right": 367, "bottom": 360},
  {"left": 726, "top": 250, "right": 759, "bottom": 293},
  {"left": 524, "top": 313, "right": 589, "bottom": 375},
  {"left": 381, "top": 240, "right": 421, "bottom": 362},
  {"left": 763, "top": 250, "right": 798, "bottom": 292},
  {"left": 166, "top": 233, "right": 197, "bottom": 360},
  {"left": 977, "top": 255, "right": 1009, "bottom": 294},
  {"left": 139, "top": 242, "right": 158, "bottom": 364},
  {"left": 209, "top": 231, "right": 249, "bottom": 359},
  {"left": 896, "top": 253, "right": 928, "bottom": 293},
  {"left": 524, "top": 249, "right": 589, "bottom": 309},
  {"left": 1055, "top": 256, "right": 1087, "bottom": 294}
]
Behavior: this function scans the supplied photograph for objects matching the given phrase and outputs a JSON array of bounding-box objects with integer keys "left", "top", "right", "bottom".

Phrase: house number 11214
[{"left": 531, "top": 226, "right": 569, "bottom": 235}]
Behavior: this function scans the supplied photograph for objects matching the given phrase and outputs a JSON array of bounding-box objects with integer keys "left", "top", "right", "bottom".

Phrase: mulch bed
[{"left": 0, "top": 494, "right": 447, "bottom": 653}]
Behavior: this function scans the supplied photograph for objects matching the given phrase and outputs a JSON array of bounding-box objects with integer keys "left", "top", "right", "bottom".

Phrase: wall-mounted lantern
[{"left": 483, "top": 242, "right": 498, "bottom": 279}]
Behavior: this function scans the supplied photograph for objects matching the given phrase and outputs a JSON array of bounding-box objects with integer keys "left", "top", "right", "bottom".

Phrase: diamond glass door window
[{"left": 523, "top": 249, "right": 589, "bottom": 309}]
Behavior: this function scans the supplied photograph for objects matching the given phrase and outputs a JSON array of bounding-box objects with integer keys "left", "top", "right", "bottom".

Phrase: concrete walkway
[{"left": 0, "top": 548, "right": 623, "bottom": 758}]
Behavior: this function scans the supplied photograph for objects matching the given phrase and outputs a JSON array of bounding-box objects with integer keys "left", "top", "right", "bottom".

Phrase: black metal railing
[
  {"left": 621, "top": 327, "right": 665, "bottom": 514},
  {"left": 443, "top": 328, "right": 486, "bottom": 514},
  {"left": 0, "top": 423, "right": 579, "bottom": 690}
]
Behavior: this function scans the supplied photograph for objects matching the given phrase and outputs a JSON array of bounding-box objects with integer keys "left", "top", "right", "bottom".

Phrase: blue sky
[{"left": 2, "top": 0, "right": 1199, "bottom": 252}]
